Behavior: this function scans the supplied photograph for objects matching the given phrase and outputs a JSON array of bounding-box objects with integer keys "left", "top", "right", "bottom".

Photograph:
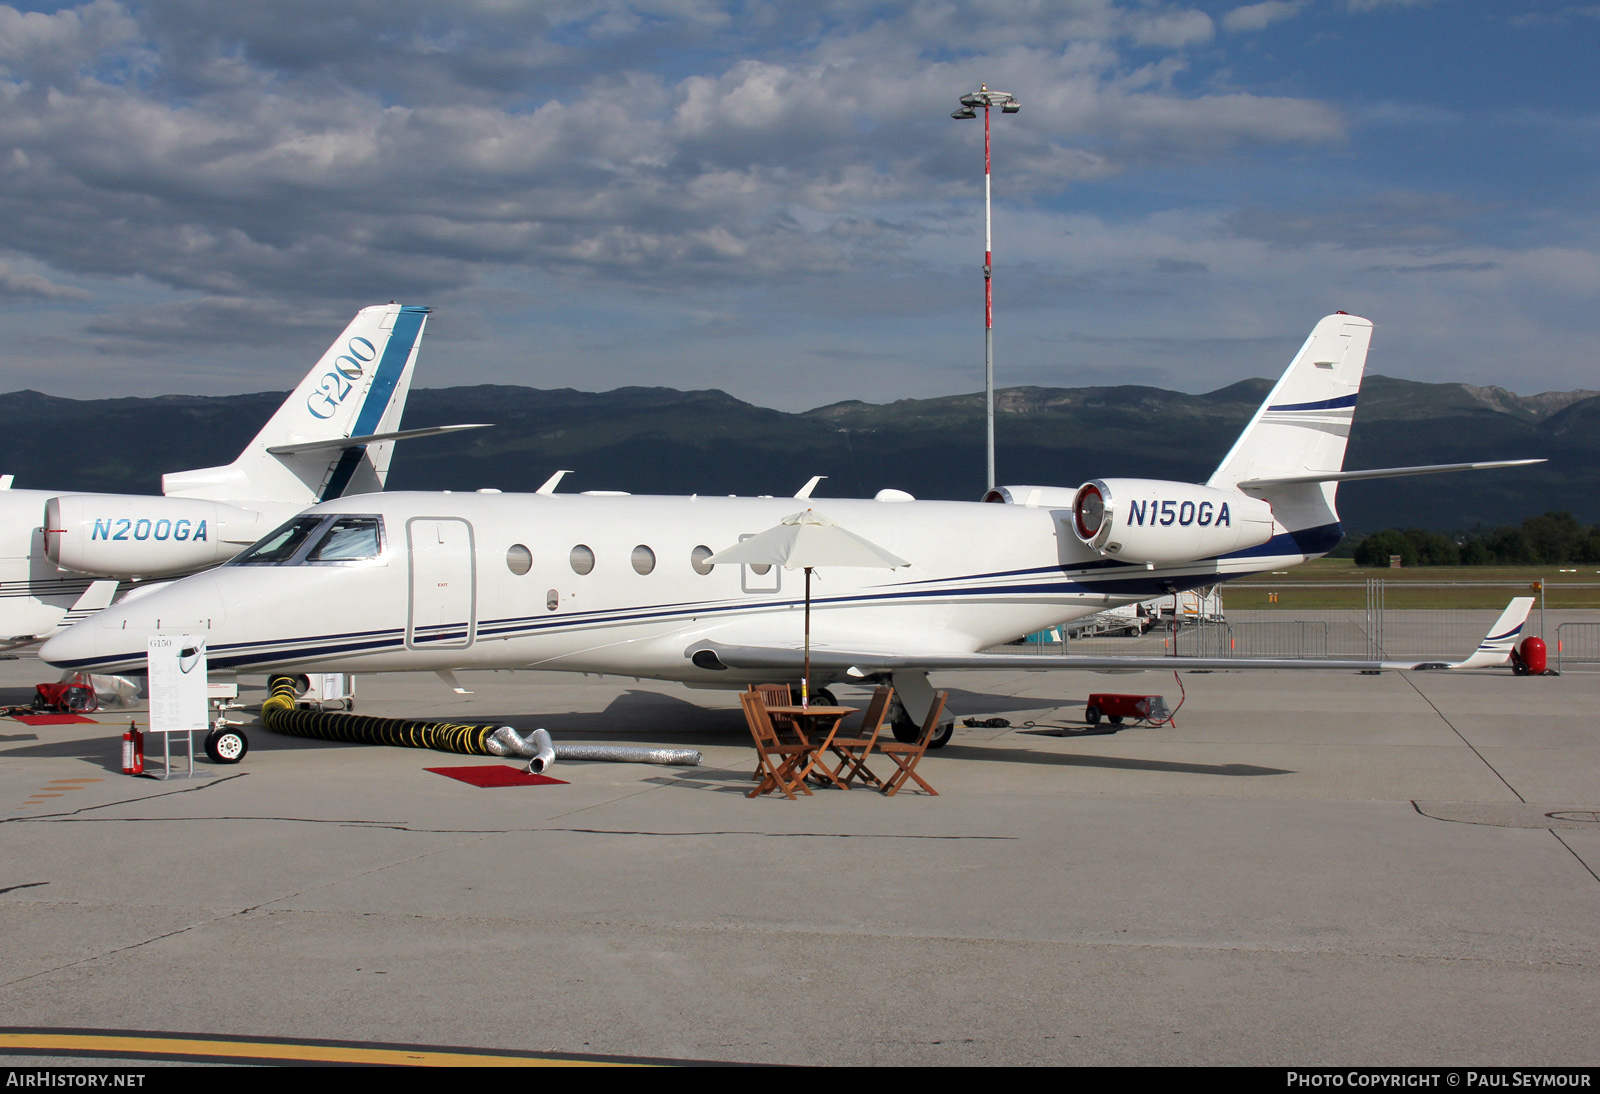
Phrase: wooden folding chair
[
  {"left": 741, "top": 691, "right": 816, "bottom": 800},
  {"left": 747, "top": 683, "right": 797, "bottom": 779},
  {"left": 751, "top": 683, "right": 798, "bottom": 734},
  {"left": 819, "top": 685, "right": 893, "bottom": 788},
  {"left": 877, "top": 690, "right": 948, "bottom": 797}
]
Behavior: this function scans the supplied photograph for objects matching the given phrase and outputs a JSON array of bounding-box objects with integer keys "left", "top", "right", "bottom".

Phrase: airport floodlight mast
[{"left": 951, "top": 84, "right": 1019, "bottom": 492}]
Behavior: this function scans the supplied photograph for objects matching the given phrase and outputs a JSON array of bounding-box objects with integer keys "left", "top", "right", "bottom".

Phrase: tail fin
[
  {"left": 162, "top": 304, "right": 430, "bottom": 507},
  {"left": 1206, "top": 313, "right": 1372, "bottom": 544},
  {"left": 1208, "top": 314, "right": 1372, "bottom": 491}
]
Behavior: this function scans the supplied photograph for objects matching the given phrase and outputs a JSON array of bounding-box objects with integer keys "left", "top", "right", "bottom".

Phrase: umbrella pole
[{"left": 803, "top": 566, "right": 812, "bottom": 709}]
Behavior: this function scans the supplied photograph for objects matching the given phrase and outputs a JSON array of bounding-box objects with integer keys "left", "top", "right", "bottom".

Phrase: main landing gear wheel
[
  {"left": 204, "top": 727, "right": 249, "bottom": 764},
  {"left": 889, "top": 705, "right": 954, "bottom": 749}
]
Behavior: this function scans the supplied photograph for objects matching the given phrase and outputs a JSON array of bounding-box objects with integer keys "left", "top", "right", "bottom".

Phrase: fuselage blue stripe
[{"left": 59, "top": 556, "right": 1339, "bottom": 670}]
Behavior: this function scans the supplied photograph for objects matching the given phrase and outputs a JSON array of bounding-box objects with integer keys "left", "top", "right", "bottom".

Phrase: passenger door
[{"left": 407, "top": 518, "right": 475, "bottom": 649}]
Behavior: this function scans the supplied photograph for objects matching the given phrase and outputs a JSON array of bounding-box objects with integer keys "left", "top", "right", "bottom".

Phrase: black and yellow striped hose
[{"left": 260, "top": 676, "right": 507, "bottom": 755}]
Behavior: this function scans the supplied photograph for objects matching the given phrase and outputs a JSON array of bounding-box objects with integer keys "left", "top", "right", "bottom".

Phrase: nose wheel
[{"left": 204, "top": 727, "right": 249, "bottom": 764}]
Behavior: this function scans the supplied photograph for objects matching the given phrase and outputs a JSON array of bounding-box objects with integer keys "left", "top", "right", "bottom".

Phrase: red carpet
[
  {"left": 426, "top": 765, "right": 568, "bottom": 788},
  {"left": 11, "top": 714, "right": 99, "bottom": 725}
]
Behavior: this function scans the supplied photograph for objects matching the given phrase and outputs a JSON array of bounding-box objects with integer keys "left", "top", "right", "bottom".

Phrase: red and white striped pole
[{"left": 952, "top": 85, "right": 1019, "bottom": 492}]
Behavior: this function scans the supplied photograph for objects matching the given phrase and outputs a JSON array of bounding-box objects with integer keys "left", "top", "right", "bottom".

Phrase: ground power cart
[{"left": 1084, "top": 693, "right": 1174, "bottom": 727}]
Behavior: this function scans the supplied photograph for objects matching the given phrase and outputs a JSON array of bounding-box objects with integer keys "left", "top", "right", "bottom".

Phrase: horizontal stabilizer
[
  {"left": 1238, "top": 459, "right": 1545, "bottom": 491},
  {"left": 266, "top": 423, "right": 491, "bottom": 456}
]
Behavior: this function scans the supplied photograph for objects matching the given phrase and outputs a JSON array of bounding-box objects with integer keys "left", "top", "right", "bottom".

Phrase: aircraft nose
[
  {"left": 39, "top": 616, "right": 109, "bottom": 670},
  {"left": 42, "top": 574, "right": 229, "bottom": 672}
]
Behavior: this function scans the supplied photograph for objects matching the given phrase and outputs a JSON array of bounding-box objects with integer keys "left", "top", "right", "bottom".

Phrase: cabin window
[
  {"left": 690, "top": 545, "right": 714, "bottom": 575},
  {"left": 506, "top": 544, "right": 533, "bottom": 576},
  {"left": 631, "top": 545, "right": 656, "bottom": 575},
  {"left": 569, "top": 544, "right": 595, "bottom": 575},
  {"left": 308, "top": 517, "right": 383, "bottom": 562},
  {"left": 750, "top": 563, "right": 772, "bottom": 576}
]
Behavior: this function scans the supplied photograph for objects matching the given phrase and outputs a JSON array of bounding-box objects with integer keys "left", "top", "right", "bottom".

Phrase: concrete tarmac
[{"left": 1, "top": 656, "right": 1596, "bottom": 1066}]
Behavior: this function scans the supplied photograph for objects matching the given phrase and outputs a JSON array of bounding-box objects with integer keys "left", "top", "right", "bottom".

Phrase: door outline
[{"left": 406, "top": 517, "right": 476, "bottom": 650}]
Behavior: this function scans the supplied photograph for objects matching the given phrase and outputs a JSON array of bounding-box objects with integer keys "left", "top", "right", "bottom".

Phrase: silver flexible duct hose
[
  {"left": 552, "top": 743, "right": 703, "bottom": 768},
  {"left": 488, "top": 727, "right": 701, "bottom": 773}
]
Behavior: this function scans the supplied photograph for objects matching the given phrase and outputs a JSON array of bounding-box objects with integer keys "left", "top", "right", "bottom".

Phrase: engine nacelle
[
  {"left": 45, "top": 495, "right": 268, "bottom": 579},
  {"left": 1070, "top": 479, "right": 1274, "bottom": 565},
  {"left": 980, "top": 485, "right": 1081, "bottom": 507}
]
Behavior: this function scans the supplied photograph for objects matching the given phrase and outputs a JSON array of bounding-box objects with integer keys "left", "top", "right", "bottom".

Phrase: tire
[
  {"left": 1084, "top": 705, "right": 1101, "bottom": 725},
  {"left": 205, "top": 727, "right": 249, "bottom": 764},
  {"left": 890, "top": 706, "right": 919, "bottom": 743},
  {"left": 1108, "top": 714, "right": 1123, "bottom": 725},
  {"left": 815, "top": 687, "right": 839, "bottom": 708},
  {"left": 886, "top": 693, "right": 955, "bottom": 748}
]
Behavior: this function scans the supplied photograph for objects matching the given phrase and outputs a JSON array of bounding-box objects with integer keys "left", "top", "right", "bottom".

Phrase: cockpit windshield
[
  {"left": 231, "top": 515, "right": 385, "bottom": 566},
  {"left": 308, "top": 518, "right": 383, "bottom": 561},
  {"left": 233, "top": 517, "right": 324, "bottom": 564}
]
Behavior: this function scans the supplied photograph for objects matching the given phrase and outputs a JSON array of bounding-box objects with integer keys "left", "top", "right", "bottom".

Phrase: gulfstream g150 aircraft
[
  {"left": 2, "top": 304, "right": 484, "bottom": 648},
  {"left": 41, "top": 313, "right": 1540, "bottom": 739}
]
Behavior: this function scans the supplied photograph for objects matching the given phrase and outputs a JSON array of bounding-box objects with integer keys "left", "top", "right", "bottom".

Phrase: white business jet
[
  {"left": 1, "top": 304, "right": 483, "bottom": 648},
  {"left": 40, "top": 313, "right": 1540, "bottom": 747}
]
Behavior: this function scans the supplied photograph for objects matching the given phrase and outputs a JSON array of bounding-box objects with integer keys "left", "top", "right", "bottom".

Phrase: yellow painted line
[{"left": 0, "top": 1032, "right": 656, "bottom": 1067}]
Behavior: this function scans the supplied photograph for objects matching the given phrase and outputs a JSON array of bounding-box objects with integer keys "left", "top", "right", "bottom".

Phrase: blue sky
[{"left": 0, "top": 0, "right": 1595, "bottom": 410}]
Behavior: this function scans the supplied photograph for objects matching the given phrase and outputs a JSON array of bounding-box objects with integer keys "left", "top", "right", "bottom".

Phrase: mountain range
[{"left": 0, "top": 376, "right": 1587, "bottom": 536}]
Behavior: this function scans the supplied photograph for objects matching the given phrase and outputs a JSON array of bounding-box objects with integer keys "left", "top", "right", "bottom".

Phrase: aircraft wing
[{"left": 689, "top": 598, "right": 1535, "bottom": 676}]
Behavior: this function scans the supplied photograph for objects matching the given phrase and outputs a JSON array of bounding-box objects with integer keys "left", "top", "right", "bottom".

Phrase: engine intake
[{"left": 1071, "top": 479, "right": 1274, "bottom": 566}]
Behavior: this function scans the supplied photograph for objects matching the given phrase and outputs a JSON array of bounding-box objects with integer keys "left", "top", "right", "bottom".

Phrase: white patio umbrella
[{"left": 705, "top": 509, "right": 910, "bottom": 707}]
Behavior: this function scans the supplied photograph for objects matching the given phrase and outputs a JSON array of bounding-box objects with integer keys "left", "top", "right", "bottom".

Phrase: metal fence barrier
[
  {"left": 1555, "top": 622, "right": 1600, "bottom": 673},
  {"left": 1017, "top": 579, "right": 1600, "bottom": 669}
]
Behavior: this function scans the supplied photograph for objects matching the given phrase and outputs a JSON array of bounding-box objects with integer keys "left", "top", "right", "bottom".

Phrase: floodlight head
[
  {"left": 1001, "top": 100, "right": 1020, "bottom": 114},
  {"left": 959, "top": 92, "right": 982, "bottom": 107},
  {"left": 951, "top": 106, "right": 977, "bottom": 119}
]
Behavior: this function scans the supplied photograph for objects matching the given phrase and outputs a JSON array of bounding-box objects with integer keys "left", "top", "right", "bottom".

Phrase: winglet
[
  {"left": 794, "top": 475, "right": 825, "bottom": 499},
  {"left": 1445, "top": 597, "right": 1535, "bottom": 670},
  {"left": 537, "top": 470, "right": 573, "bottom": 495}
]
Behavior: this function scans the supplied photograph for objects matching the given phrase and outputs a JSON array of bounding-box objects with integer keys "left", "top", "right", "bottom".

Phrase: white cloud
[
  {"left": 1123, "top": 7, "right": 1215, "bottom": 48},
  {"left": 1222, "top": 2, "right": 1306, "bottom": 34},
  {"left": 0, "top": 0, "right": 1589, "bottom": 406},
  {"left": 0, "top": 261, "right": 89, "bottom": 301}
]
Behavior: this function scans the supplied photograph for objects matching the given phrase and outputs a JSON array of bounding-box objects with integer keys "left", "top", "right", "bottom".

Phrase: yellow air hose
[
  {"left": 259, "top": 676, "right": 508, "bottom": 755},
  {"left": 258, "top": 677, "right": 700, "bottom": 769}
]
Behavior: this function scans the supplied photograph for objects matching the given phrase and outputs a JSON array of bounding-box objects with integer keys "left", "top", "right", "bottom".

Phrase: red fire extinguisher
[{"left": 121, "top": 721, "right": 144, "bottom": 776}]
